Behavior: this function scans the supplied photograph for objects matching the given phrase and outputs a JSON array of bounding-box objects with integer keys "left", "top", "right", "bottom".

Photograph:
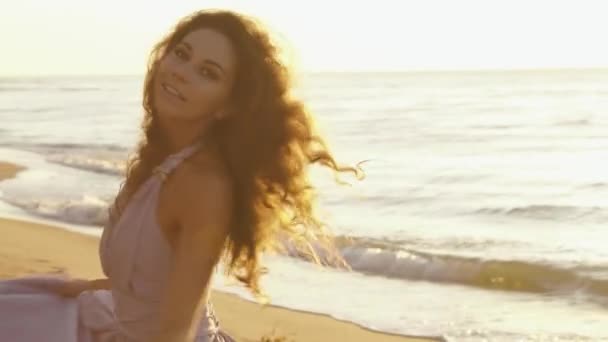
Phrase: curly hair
[{"left": 110, "top": 9, "right": 363, "bottom": 300}]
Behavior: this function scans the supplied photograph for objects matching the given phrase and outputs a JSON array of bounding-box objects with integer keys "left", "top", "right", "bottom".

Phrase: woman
[{"left": 0, "top": 9, "right": 360, "bottom": 342}]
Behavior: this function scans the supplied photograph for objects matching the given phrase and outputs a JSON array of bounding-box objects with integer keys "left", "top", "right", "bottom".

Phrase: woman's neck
[{"left": 160, "top": 116, "right": 213, "bottom": 154}]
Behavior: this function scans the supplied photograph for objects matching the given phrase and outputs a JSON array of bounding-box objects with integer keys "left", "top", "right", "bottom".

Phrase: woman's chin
[{"left": 158, "top": 111, "right": 201, "bottom": 124}]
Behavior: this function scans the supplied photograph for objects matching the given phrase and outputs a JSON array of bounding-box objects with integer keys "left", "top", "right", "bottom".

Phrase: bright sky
[{"left": 1, "top": 0, "right": 607, "bottom": 75}]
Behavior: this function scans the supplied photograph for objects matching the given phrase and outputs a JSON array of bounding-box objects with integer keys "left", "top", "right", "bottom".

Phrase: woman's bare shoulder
[{"left": 168, "top": 151, "right": 233, "bottom": 207}]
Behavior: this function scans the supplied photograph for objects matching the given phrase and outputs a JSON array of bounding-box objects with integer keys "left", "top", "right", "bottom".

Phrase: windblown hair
[{"left": 110, "top": 9, "right": 363, "bottom": 299}]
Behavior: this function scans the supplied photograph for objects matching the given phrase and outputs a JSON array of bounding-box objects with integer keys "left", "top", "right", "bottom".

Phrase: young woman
[{"left": 0, "top": 9, "right": 360, "bottom": 342}]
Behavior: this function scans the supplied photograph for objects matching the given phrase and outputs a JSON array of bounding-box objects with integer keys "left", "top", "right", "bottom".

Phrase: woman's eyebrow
[{"left": 181, "top": 41, "right": 226, "bottom": 74}]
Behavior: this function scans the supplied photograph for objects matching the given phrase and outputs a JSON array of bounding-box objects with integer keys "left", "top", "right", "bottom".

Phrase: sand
[
  {"left": 0, "top": 161, "right": 25, "bottom": 181},
  {"left": 0, "top": 161, "right": 441, "bottom": 342}
]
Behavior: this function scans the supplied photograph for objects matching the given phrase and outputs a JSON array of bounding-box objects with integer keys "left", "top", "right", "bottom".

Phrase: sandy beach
[{"left": 0, "top": 161, "right": 438, "bottom": 342}]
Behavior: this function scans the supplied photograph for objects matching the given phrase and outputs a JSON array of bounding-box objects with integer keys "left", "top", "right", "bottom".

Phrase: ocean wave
[
  {"left": 0, "top": 86, "right": 103, "bottom": 93},
  {"left": 36, "top": 142, "right": 127, "bottom": 152},
  {"left": 0, "top": 86, "right": 36, "bottom": 92},
  {"left": 3, "top": 195, "right": 110, "bottom": 226},
  {"left": 46, "top": 154, "right": 125, "bottom": 176},
  {"left": 554, "top": 119, "right": 591, "bottom": 126},
  {"left": 6, "top": 190, "right": 608, "bottom": 301},
  {"left": 57, "top": 87, "right": 102, "bottom": 92},
  {"left": 3, "top": 141, "right": 128, "bottom": 155},
  {"left": 284, "top": 235, "right": 608, "bottom": 299},
  {"left": 470, "top": 124, "right": 526, "bottom": 129},
  {"left": 0, "top": 142, "right": 125, "bottom": 177},
  {"left": 578, "top": 182, "right": 608, "bottom": 189},
  {"left": 473, "top": 205, "right": 608, "bottom": 221},
  {"left": 324, "top": 236, "right": 608, "bottom": 298}
]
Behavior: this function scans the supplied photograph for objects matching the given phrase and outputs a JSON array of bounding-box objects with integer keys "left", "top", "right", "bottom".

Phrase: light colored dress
[{"left": 0, "top": 143, "right": 235, "bottom": 342}]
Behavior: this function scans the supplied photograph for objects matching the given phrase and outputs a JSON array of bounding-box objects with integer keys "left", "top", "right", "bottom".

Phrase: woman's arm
[
  {"left": 41, "top": 277, "right": 111, "bottom": 297},
  {"left": 88, "top": 278, "right": 111, "bottom": 290},
  {"left": 151, "top": 165, "right": 232, "bottom": 342}
]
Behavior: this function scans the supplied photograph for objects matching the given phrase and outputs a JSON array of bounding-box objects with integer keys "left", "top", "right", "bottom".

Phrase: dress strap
[{"left": 153, "top": 142, "right": 203, "bottom": 181}]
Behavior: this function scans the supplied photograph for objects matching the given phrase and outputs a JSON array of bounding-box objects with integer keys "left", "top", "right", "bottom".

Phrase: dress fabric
[{"left": 0, "top": 142, "right": 236, "bottom": 342}]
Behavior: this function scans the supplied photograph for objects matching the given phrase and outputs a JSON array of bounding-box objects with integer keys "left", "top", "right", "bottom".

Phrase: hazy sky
[{"left": 1, "top": 0, "right": 607, "bottom": 75}]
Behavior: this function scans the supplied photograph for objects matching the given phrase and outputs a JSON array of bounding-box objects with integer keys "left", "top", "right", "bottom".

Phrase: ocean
[{"left": 1, "top": 70, "right": 608, "bottom": 341}]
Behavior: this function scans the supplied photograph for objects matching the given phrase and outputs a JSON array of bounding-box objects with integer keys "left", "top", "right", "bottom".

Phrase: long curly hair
[{"left": 110, "top": 9, "right": 363, "bottom": 299}]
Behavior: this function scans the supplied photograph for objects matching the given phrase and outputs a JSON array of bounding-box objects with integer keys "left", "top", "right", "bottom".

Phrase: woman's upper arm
[
  {"left": 89, "top": 278, "right": 111, "bottom": 290},
  {"left": 153, "top": 164, "right": 233, "bottom": 341}
]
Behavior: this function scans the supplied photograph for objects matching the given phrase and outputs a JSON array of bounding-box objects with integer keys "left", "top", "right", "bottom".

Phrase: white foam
[
  {"left": 213, "top": 255, "right": 607, "bottom": 341},
  {"left": 46, "top": 155, "right": 124, "bottom": 176},
  {"left": 3, "top": 195, "right": 109, "bottom": 226}
]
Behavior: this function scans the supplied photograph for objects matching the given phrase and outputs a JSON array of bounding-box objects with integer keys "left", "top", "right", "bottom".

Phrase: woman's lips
[{"left": 161, "top": 82, "right": 186, "bottom": 101}]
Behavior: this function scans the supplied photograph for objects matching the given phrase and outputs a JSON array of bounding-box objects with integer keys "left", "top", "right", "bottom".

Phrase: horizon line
[{"left": 2, "top": 66, "right": 608, "bottom": 78}]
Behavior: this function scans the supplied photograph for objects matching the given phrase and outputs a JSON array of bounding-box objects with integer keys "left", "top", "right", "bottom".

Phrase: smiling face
[{"left": 153, "top": 28, "right": 237, "bottom": 123}]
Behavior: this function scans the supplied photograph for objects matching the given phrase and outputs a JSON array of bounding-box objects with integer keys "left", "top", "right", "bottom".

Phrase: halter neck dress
[{"left": 0, "top": 142, "right": 235, "bottom": 342}]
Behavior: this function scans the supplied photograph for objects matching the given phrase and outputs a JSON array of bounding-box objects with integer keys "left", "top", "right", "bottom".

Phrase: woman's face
[{"left": 153, "top": 28, "right": 237, "bottom": 122}]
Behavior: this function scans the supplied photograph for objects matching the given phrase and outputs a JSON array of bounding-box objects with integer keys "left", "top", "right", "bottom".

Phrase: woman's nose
[{"left": 170, "top": 64, "right": 189, "bottom": 84}]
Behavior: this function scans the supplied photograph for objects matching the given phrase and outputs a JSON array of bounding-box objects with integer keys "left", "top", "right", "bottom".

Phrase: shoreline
[{"left": 0, "top": 161, "right": 442, "bottom": 341}]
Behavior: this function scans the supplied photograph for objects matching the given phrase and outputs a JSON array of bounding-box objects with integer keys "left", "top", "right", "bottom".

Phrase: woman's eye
[
  {"left": 174, "top": 48, "right": 187, "bottom": 60},
  {"left": 199, "top": 68, "right": 218, "bottom": 80}
]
